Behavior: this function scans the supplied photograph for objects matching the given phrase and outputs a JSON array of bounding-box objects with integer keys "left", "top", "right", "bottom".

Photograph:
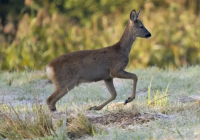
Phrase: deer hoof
[
  {"left": 47, "top": 104, "right": 57, "bottom": 112},
  {"left": 124, "top": 97, "right": 131, "bottom": 105},
  {"left": 88, "top": 106, "right": 97, "bottom": 110},
  {"left": 50, "top": 108, "right": 57, "bottom": 112}
]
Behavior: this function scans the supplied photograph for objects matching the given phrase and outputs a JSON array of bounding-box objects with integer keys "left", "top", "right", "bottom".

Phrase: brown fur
[{"left": 46, "top": 10, "right": 151, "bottom": 111}]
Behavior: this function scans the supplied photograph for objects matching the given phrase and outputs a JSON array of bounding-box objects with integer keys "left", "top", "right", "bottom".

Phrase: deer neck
[{"left": 119, "top": 25, "right": 136, "bottom": 54}]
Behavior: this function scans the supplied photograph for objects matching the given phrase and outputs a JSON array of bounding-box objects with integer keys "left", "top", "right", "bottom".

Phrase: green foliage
[{"left": 0, "top": 0, "right": 200, "bottom": 70}]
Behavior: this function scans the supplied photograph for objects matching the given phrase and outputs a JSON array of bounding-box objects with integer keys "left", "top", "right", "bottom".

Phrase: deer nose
[{"left": 145, "top": 33, "right": 151, "bottom": 38}]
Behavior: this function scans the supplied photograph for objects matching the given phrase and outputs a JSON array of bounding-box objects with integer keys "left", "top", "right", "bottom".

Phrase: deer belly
[{"left": 79, "top": 68, "right": 110, "bottom": 82}]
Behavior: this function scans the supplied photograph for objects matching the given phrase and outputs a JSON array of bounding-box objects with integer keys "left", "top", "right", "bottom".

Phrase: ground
[{"left": 0, "top": 66, "right": 200, "bottom": 140}]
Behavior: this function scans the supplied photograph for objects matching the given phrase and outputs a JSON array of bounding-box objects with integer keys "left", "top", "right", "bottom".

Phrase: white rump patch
[{"left": 46, "top": 66, "right": 54, "bottom": 79}]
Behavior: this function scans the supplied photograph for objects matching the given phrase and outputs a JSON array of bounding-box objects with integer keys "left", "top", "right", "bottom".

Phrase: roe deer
[{"left": 46, "top": 10, "right": 151, "bottom": 111}]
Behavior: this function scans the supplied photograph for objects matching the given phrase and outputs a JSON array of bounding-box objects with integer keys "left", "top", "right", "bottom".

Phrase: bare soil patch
[
  {"left": 86, "top": 111, "right": 155, "bottom": 128},
  {"left": 54, "top": 108, "right": 156, "bottom": 129}
]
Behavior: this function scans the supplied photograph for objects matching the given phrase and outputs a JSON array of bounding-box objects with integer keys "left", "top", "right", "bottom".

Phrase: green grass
[
  {"left": 147, "top": 80, "right": 170, "bottom": 107},
  {"left": 0, "top": 66, "right": 200, "bottom": 139}
]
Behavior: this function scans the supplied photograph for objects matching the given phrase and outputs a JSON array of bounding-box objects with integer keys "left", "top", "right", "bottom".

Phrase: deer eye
[{"left": 140, "top": 26, "right": 144, "bottom": 29}]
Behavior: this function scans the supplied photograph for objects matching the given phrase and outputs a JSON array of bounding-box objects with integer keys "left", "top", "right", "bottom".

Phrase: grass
[
  {"left": 66, "top": 112, "right": 96, "bottom": 139},
  {"left": 147, "top": 80, "right": 170, "bottom": 107},
  {"left": 0, "top": 66, "right": 200, "bottom": 139},
  {"left": 0, "top": 104, "right": 53, "bottom": 139}
]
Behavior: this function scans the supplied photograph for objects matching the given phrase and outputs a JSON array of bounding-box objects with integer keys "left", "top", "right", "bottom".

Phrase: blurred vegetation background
[{"left": 0, "top": 0, "right": 199, "bottom": 71}]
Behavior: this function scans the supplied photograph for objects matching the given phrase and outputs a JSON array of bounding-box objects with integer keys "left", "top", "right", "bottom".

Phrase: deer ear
[
  {"left": 130, "top": 10, "right": 137, "bottom": 21},
  {"left": 137, "top": 11, "right": 140, "bottom": 18}
]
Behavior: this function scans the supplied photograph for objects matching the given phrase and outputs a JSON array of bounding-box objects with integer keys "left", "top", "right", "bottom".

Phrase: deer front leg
[
  {"left": 89, "top": 78, "right": 117, "bottom": 110},
  {"left": 111, "top": 70, "right": 138, "bottom": 105}
]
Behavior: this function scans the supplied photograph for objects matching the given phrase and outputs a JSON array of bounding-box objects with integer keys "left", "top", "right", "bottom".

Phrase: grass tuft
[
  {"left": 147, "top": 80, "right": 170, "bottom": 107},
  {"left": 0, "top": 103, "right": 53, "bottom": 139},
  {"left": 66, "top": 112, "right": 95, "bottom": 139}
]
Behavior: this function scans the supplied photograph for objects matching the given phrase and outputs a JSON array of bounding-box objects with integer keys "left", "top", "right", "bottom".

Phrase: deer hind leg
[
  {"left": 47, "top": 79, "right": 77, "bottom": 112},
  {"left": 89, "top": 78, "right": 117, "bottom": 110}
]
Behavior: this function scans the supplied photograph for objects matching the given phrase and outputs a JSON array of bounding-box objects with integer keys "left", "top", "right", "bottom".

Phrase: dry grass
[
  {"left": 194, "top": 101, "right": 200, "bottom": 106},
  {"left": 0, "top": 104, "right": 53, "bottom": 139},
  {"left": 66, "top": 112, "right": 96, "bottom": 139},
  {"left": 0, "top": 105, "right": 98, "bottom": 139},
  {"left": 0, "top": 105, "right": 155, "bottom": 139}
]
